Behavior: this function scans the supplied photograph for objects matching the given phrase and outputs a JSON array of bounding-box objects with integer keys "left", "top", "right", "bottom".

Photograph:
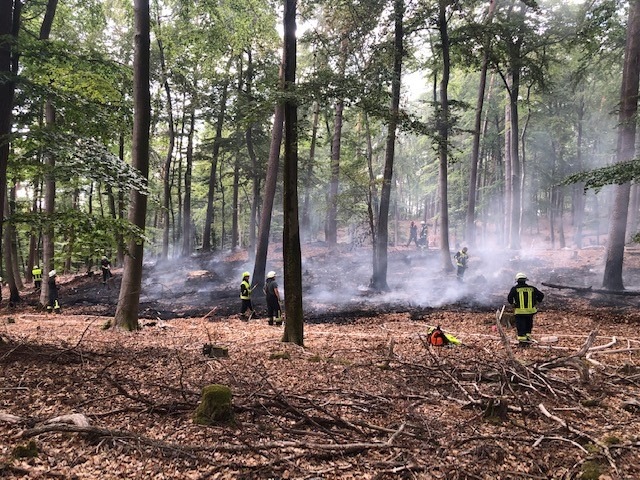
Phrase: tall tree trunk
[
  {"left": 364, "top": 112, "right": 378, "bottom": 275},
  {"left": 325, "top": 37, "right": 348, "bottom": 246},
  {"left": 9, "top": 181, "right": 22, "bottom": 288},
  {"left": 231, "top": 61, "right": 244, "bottom": 250},
  {"left": 0, "top": 0, "right": 22, "bottom": 303},
  {"left": 252, "top": 61, "right": 285, "bottom": 293},
  {"left": 27, "top": 186, "right": 40, "bottom": 283},
  {"left": 372, "top": 0, "right": 404, "bottom": 291},
  {"left": 4, "top": 191, "right": 19, "bottom": 302},
  {"left": 182, "top": 106, "right": 195, "bottom": 256},
  {"left": 301, "top": 101, "right": 319, "bottom": 241},
  {"left": 232, "top": 156, "right": 240, "bottom": 249},
  {"left": 465, "top": 0, "right": 496, "bottom": 247},
  {"left": 626, "top": 184, "right": 639, "bottom": 241},
  {"left": 35, "top": 0, "right": 56, "bottom": 307},
  {"left": 114, "top": 0, "right": 151, "bottom": 330},
  {"left": 503, "top": 101, "right": 512, "bottom": 247},
  {"left": 175, "top": 121, "right": 184, "bottom": 247},
  {"left": 436, "top": 0, "right": 453, "bottom": 272},
  {"left": 507, "top": 46, "right": 523, "bottom": 250},
  {"left": 281, "top": 0, "right": 303, "bottom": 346},
  {"left": 603, "top": 0, "right": 640, "bottom": 290},
  {"left": 202, "top": 59, "right": 232, "bottom": 252},
  {"left": 245, "top": 49, "right": 260, "bottom": 257},
  {"left": 573, "top": 95, "right": 585, "bottom": 249},
  {"left": 157, "top": 16, "right": 175, "bottom": 261}
]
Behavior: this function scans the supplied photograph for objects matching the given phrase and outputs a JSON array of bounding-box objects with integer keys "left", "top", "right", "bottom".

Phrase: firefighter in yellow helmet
[
  {"left": 239, "top": 271, "right": 256, "bottom": 320},
  {"left": 32, "top": 264, "right": 43, "bottom": 291},
  {"left": 508, "top": 272, "right": 544, "bottom": 346},
  {"left": 454, "top": 247, "right": 469, "bottom": 281}
]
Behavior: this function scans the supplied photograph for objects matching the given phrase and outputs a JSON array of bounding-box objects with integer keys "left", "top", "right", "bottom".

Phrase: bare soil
[{"left": 1, "top": 244, "right": 640, "bottom": 479}]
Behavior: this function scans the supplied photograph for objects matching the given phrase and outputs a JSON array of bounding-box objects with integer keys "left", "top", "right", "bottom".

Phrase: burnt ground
[
  {"left": 2, "top": 243, "right": 640, "bottom": 479},
  {"left": 13, "top": 242, "right": 640, "bottom": 323}
]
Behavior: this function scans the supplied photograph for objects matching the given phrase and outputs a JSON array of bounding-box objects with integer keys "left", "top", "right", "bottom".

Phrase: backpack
[{"left": 427, "top": 325, "right": 450, "bottom": 346}]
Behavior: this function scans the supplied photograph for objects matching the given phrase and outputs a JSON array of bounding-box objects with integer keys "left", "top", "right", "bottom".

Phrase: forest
[{"left": 1, "top": 0, "right": 640, "bottom": 478}]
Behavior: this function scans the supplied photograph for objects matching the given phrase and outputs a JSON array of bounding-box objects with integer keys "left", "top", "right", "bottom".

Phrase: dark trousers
[
  {"left": 266, "top": 297, "right": 281, "bottom": 323},
  {"left": 102, "top": 269, "right": 112, "bottom": 283},
  {"left": 515, "top": 314, "right": 534, "bottom": 337},
  {"left": 48, "top": 289, "right": 60, "bottom": 311},
  {"left": 456, "top": 266, "right": 466, "bottom": 279},
  {"left": 241, "top": 299, "right": 253, "bottom": 314}
]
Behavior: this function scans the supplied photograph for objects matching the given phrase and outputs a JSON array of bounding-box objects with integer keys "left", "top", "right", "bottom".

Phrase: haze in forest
[{"left": 1, "top": 0, "right": 639, "bottom": 321}]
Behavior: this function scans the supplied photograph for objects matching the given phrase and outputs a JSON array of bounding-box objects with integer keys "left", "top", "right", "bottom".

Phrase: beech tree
[
  {"left": 372, "top": 0, "right": 404, "bottom": 291},
  {"left": 282, "top": 0, "right": 304, "bottom": 346},
  {"left": 602, "top": 0, "right": 640, "bottom": 290},
  {"left": 0, "top": 0, "right": 21, "bottom": 303},
  {"left": 114, "top": 0, "right": 151, "bottom": 330}
]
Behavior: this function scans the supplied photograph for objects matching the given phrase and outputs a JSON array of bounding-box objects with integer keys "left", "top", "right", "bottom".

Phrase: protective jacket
[
  {"left": 454, "top": 250, "right": 468, "bottom": 268},
  {"left": 32, "top": 267, "right": 42, "bottom": 281},
  {"left": 240, "top": 279, "right": 251, "bottom": 300},
  {"left": 508, "top": 282, "right": 544, "bottom": 314}
]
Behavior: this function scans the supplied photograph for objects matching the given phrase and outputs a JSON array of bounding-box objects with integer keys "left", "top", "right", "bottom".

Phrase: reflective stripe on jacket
[
  {"left": 514, "top": 286, "right": 537, "bottom": 314},
  {"left": 240, "top": 280, "right": 251, "bottom": 300}
]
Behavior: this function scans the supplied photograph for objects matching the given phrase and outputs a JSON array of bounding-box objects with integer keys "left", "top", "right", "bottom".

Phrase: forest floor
[{"left": 1, "top": 242, "right": 640, "bottom": 479}]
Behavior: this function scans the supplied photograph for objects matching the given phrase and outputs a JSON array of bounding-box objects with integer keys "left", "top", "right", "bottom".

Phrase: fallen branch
[
  {"left": 22, "top": 422, "right": 406, "bottom": 455},
  {"left": 532, "top": 435, "right": 589, "bottom": 453},
  {"left": 538, "top": 403, "right": 617, "bottom": 474},
  {"left": 201, "top": 306, "right": 218, "bottom": 321},
  {"left": 542, "top": 282, "right": 640, "bottom": 296},
  {"left": 535, "top": 331, "right": 598, "bottom": 383},
  {"left": 540, "top": 282, "right": 593, "bottom": 293}
]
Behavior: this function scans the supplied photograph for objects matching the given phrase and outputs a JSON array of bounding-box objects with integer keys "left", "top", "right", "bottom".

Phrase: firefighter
[
  {"left": 264, "top": 271, "right": 282, "bottom": 326},
  {"left": 454, "top": 247, "right": 469, "bottom": 281},
  {"left": 47, "top": 270, "right": 61, "bottom": 313},
  {"left": 32, "top": 265, "right": 43, "bottom": 291},
  {"left": 406, "top": 221, "right": 418, "bottom": 247},
  {"left": 507, "top": 272, "right": 544, "bottom": 346},
  {"left": 240, "top": 271, "right": 256, "bottom": 320},
  {"left": 100, "top": 256, "right": 112, "bottom": 285},
  {"left": 418, "top": 221, "right": 428, "bottom": 247}
]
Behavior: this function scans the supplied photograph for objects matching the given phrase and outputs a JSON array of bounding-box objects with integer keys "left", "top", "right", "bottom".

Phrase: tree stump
[
  {"left": 483, "top": 398, "right": 509, "bottom": 423},
  {"left": 202, "top": 344, "right": 228, "bottom": 358},
  {"left": 193, "top": 384, "right": 234, "bottom": 425}
]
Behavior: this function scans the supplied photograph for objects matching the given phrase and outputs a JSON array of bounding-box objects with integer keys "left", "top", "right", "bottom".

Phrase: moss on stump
[
  {"left": 12, "top": 440, "right": 38, "bottom": 459},
  {"left": 193, "top": 384, "right": 234, "bottom": 425}
]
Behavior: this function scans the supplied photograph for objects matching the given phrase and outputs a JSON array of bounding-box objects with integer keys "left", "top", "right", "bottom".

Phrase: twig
[
  {"left": 201, "top": 306, "right": 218, "bottom": 321},
  {"left": 532, "top": 435, "right": 589, "bottom": 453},
  {"left": 386, "top": 422, "right": 406, "bottom": 445},
  {"left": 538, "top": 403, "right": 617, "bottom": 474}
]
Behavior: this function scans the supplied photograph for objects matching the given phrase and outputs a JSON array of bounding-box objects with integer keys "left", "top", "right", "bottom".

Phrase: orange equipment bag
[{"left": 427, "top": 326, "right": 450, "bottom": 346}]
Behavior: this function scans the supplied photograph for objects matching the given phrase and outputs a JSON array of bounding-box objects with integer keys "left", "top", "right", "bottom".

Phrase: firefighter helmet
[
  {"left": 242, "top": 271, "right": 250, "bottom": 278},
  {"left": 49, "top": 269, "right": 57, "bottom": 278},
  {"left": 515, "top": 272, "right": 527, "bottom": 282},
  {"left": 267, "top": 271, "right": 276, "bottom": 279}
]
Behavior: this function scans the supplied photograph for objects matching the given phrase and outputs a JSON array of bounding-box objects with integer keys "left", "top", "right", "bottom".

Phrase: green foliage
[
  {"left": 14, "top": 132, "right": 146, "bottom": 193},
  {"left": 561, "top": 158, "right": 640, "bottom": 193}
]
